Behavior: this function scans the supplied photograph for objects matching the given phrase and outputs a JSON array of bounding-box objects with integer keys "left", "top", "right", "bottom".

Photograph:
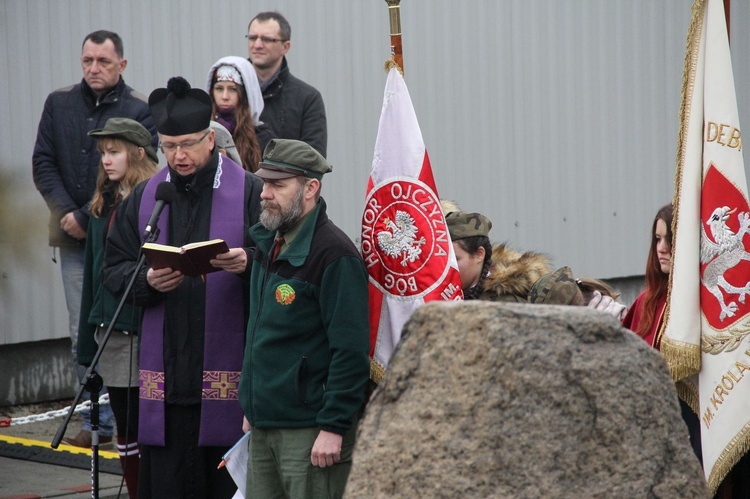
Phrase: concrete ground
[{"left": 0, "top": 400, "right": 125, "bottom": 498}]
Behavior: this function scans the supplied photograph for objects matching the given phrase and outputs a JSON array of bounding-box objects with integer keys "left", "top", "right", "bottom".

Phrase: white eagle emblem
[
  {"left": 377, "top": 210, "right": 427, "bottom": 266},
  {"left": 701, "top": 206, "right": 750, "bottom": 321}
]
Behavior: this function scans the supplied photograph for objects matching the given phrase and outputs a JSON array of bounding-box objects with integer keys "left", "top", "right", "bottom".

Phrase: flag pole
[
  {"left": 364, "top": 5, "right": 464, "bottom": 384},
  {"left": 724, "top": 0, "right": 730, "bottom": 40},
  {"left": 385, "top": 0, "right": 404, "bottom": 72}
]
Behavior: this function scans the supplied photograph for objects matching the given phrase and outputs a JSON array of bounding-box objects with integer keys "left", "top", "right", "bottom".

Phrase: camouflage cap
[
  {"left": 440, "top": 199, "right": 461, "bottom": 215},
  {"left": 445, "top": 211, "right": 492, "bottom": 241},
  {"left": 528, "top": 266, "right": 584, "bottom": 306}
]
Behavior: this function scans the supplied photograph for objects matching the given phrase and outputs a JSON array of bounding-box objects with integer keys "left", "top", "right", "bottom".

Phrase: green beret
[
  {"left": 256, "top": 139, "right": 332, "bottom": 180},
  {"left": 528, "top": 266, "right": 584, "bottom": 306},
  {"left": 88, "top": 117, "right": 158, "bottom": 164},
  {"left": 446, "top": 211, "right": 492, "bottom": 241}
]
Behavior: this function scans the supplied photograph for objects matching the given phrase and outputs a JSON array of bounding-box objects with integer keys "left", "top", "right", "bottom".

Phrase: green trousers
[{"left": 246, "top": 425, "right": 357, "bottom": 499}]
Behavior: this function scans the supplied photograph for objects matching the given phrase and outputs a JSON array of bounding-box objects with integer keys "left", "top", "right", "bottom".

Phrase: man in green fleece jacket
[{"left": 239, "top": 139, "right": 370, "bottom": 498}]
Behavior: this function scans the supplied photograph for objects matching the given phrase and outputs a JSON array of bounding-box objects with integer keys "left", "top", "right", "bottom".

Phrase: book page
[
  {"left": 181, "top": 239, "right": 227, "bottom": 251},
  {"left": 221, "top": 431, "right": 249, "bottom": 497},
  {"left": 142, "top": 242, "right": 181, "bottom": 253}
]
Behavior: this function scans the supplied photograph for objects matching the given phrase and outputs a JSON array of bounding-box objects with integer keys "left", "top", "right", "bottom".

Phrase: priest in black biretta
[
  {"left": 102, "top": 74, "right": 264, "bottom": 498},
  {"left": 148, "top": 76, "right": 213, "bottom": 136}
]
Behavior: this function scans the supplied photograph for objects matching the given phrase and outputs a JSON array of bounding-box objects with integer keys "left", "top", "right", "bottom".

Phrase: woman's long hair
[
  {"left": 636, "top": 203, "right": 674, "bottom": 338},
  {"left": 211, "top": 83, "right": 261, "bottom": 172},
  {"left": 90, "top": 137, "right": 158, "bottom": 217},
  {"left": 577, "top": 278, "right": 620, "bottom": 302}
]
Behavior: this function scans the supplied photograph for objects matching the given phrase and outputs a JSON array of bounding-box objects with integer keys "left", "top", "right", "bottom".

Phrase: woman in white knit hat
[{"left": 206, "top": 55, "right": 275, "bottom": 172}]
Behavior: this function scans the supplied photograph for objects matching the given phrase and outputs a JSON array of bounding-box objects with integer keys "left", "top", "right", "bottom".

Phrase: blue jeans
[{"left": 59, "top": 246, "right": 115, "bottom": 437}]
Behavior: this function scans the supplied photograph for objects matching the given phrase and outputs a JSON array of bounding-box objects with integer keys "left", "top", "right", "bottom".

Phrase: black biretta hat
[{"left": 148, "top": 76, "right": 212, "bottom": 136}]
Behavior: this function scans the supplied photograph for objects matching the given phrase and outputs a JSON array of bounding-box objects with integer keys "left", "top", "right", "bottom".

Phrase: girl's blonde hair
[{"left": 90, "top": 137, "right": 158, "bottom": 217}]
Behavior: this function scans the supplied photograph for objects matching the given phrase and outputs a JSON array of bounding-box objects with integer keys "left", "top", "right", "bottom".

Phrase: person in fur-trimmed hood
[{"left": 445, "top": 209, "right": 551, "bottom": 302}]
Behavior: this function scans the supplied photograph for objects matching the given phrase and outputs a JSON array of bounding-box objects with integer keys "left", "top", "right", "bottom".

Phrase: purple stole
[{"left": 138, "top": 157, "right": 245, "bottom": 446}]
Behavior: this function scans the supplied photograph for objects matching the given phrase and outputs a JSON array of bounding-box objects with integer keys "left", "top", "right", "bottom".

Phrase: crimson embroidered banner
[{"left": 661, "top": 0, "right": 750, "bottom": 492}]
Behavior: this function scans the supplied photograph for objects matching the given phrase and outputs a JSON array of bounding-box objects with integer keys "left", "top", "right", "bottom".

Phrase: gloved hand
[{"left": 587, "top": 290, "right": 627, "bottom": 321}]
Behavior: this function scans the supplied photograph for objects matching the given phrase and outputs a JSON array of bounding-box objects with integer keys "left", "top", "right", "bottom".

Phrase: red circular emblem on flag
[{"left": 361, "top": 178, "right": 452, "bottom": 298}]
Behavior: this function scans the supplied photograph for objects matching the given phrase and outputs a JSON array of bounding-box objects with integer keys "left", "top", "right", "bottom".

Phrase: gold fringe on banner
[
  {"left": 708, "top": 423, "right": 750, "bottom": 494},
  {"left": 384, "top": 57, "right": 404, "bottom": 77},
  {"left": 675, "top": 378, "right": 699, "bottom": 414},
  {"left": 660, "top": 340, "right": 702, "bottom": 381},
  {"left": 370, "top": 358, "right": 385, "bottom": 384},
  {"left": 674, "top": 0, "right": 705, "bottom": 184},
  {"left": 661, "top": 0, "right": 705, "bottom": 382}
]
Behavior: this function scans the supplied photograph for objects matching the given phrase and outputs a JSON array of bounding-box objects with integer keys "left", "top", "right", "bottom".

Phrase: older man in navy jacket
[{"left": 32, "top": 29, "right": 156, "bottom": 448}]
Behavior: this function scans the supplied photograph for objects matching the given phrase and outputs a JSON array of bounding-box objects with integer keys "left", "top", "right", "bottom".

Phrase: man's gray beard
[{"left": 259, "top": 184, "right": 305, "bottom": 232}]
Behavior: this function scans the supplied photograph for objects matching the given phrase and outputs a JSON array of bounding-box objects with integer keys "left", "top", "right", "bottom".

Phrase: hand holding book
[
  {"left": 142, "top": 239, "right": 229, "bottom": 277},
  {"left": 209, "top": 247, "right": 250, "bottom": 275}
]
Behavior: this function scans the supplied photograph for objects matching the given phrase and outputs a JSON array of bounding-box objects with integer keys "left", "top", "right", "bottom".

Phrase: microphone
[{"left": 142, "top": 182, "right": 177, "bottom": 241}]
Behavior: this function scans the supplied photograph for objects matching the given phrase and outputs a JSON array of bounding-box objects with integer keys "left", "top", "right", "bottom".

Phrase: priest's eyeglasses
[{"left": 160, "top": 130, "right": 210, "bottom": 154}]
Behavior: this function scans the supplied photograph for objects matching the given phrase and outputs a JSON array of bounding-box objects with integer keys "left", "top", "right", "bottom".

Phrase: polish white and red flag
[
  {"left": 661, "top": 0, "right": 750, "bottom": 493},
  {"left": 361, "top": 62, "right": 463, "bottom": 383}
]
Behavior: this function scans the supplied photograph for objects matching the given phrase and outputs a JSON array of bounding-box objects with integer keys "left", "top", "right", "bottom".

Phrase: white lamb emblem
[
  {"left": 701, "top": 206, "right": 750, "bottom": 321},
  {"left": 377, "top": 210, "right": 427, "bottom": 266}
]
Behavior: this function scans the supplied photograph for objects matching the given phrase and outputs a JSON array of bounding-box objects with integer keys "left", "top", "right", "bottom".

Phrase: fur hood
[
  {"left": 205, "top": 55, "right": 264, "bottom": 125},
  {"left": 479, "top": 244, "right": 552, "bottom": 302}
]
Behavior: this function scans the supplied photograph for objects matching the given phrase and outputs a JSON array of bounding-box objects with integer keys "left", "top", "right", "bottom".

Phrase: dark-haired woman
[
  {"left": 622, "top": 203, "right": 674, "bottom": 347},
  {"left": 205, "top": 56, "right": 275, "bottom": 172},
  {"left": 622, "top": 204, "right": 705, "bottom": 464},
  {"left": 624, "top": 204, "right": 750, "bottom": 496},
  {"left": 446, "top": 210, "right": 551, "bottom": 302}
]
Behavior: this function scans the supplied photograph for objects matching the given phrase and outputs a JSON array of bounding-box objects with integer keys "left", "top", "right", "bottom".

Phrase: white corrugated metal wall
[{"left": 1, "top": 0, "right": 748, "bottom": 345}]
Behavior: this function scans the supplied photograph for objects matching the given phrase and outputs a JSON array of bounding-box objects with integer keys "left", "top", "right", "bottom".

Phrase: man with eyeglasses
[
  {"left": 247, "top": 11, "right": 328, "bottom": 157},
  {"left": 102, "top": 76, "right": 263, "bottom": 498},
  {"left": 32, "top": 29, "right": 156, "bottom": 450}
]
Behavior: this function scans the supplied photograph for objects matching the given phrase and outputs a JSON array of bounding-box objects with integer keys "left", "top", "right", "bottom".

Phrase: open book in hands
[{"left": 142, "top": 239, "right": 229, "bottom": 277}]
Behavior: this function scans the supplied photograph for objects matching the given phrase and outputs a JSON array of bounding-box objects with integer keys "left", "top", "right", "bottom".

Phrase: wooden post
[
  {"left": 724, "top": 0, "right": 730, "bottom": 43},
  {"left": 385, "top": 0, "right": 404, "bottom": 72}
]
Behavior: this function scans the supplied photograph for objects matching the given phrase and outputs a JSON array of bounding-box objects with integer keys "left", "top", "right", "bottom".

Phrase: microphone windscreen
[{"left": 155, "top": 181, "right": 177, "bottom": 204}]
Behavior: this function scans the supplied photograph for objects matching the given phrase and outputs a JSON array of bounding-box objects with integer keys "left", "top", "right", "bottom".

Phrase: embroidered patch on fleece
[{"left": 275, "top": 283, "right": 296, "bottom": 305}]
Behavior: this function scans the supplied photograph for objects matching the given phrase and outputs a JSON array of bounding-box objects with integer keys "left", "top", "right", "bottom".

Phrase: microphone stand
[{"left": 52, "top": 227, "right": 160, "bottom": 498}]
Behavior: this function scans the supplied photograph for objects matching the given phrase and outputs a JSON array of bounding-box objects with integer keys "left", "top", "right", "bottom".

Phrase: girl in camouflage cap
[
  {"left": 445, "top": 209, "right": 551, "bottom": 301},
  {"left": 446, "top": 207, "right": 626, "bottom": 317},
  {"left": 528, "top": 266, "right": 628, "bottom": 320}
]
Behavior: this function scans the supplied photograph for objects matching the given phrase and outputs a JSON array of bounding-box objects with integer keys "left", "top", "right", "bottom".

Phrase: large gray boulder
[{"left": 347, "top": 301, "right": 708, "bottom": 498}]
